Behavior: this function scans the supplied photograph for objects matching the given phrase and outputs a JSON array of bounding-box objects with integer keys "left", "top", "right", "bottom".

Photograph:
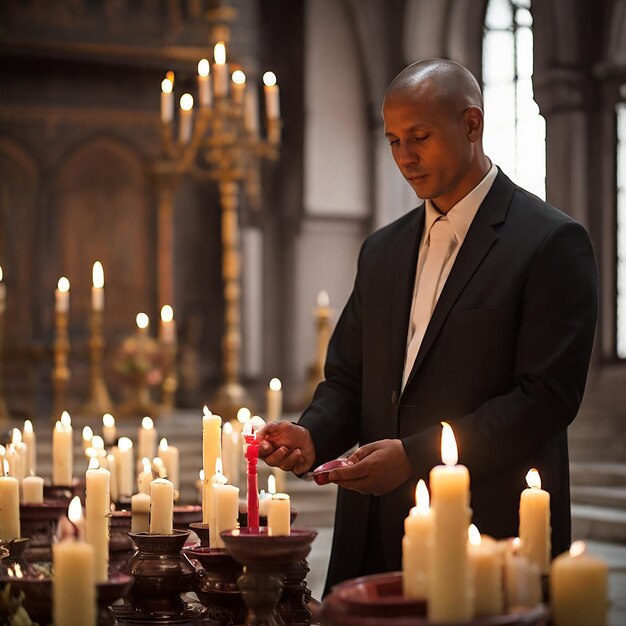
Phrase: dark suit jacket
[{"left": 298, "top": 169, "right": 598, "bottom": 593}]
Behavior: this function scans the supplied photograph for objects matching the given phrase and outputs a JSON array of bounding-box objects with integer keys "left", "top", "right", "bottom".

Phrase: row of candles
[
  {"left": 402, "top": 422, "right": 608, "bottom": 625},
  {"left": 159, "top": 42, "right": 280, "bottom": 142}
]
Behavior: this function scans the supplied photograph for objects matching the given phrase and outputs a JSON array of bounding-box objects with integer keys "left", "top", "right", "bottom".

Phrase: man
[{"left": 257, "top": 58, "right": 598, "bottom": 593}]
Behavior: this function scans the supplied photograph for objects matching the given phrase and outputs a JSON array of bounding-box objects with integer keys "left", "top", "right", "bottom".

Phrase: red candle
[{"left": 244, "top": 432, "right": 260, "bottom": 530}]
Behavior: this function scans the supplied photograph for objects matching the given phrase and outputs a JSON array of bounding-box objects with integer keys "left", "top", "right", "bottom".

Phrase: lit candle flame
[
  {"left": 68, "top": 496, "right": 83, "bottom": 525},
  {"left": 250, "top": 415, "right": 266, "bottom": 432},
  {"left": 232, "top": 70, "right": 246, "bottom": 85},
  {"left": 24, "top": 419, "right": 33, "bottom": 434},
  {"left": 198, "top": 58, "right": 209, "bottom": 77},
  {"left": 92, "top": 436, "right": 104, "bottom": 451},
  {"left": 118, "top": 437, "right": 133, "bottom": 452},
  {"left": 237, "top": 407, "right": 251, "bottom": 424},
  {"left": 268, "top": 474, "right": 276, "bottom": 495},
  {"left": 83, "top": 426, "right": 93, "bottom": 442},
  {"left": 160, "top": 305, "right": 173, "bottom": 323},
  {"left": 440, "top": 422, "right": 458, "bottom": 466},
  {"left": 570, "top": 540, "right": 586, "bottom": 557},
  {"left": 166, "top": 70, "right": 175, "bottom": 84},
  {"left": 512, "top": 537, "right": 521, "bottom": 554},
  {"left": 199, "top": 469, "right": 205, "bottom": 481},
  {"left": 0, "top": 267, "right": 3, "bottom": 281},
  {"left": 223, "top": 421, "right": 233, "bottom": 435},
  {"left": 242, "top": 422, "right": 252, "bottom": 437},
  {"left": 142, "top": 416, "right": 154, "bottom": 430},
  {"left": 215, "top": 457, "right": 223, "bottom": 474},
  {"left": 142, "top": 457, "right": 151, "bottom": 474},
  {"left": 180, "top": 93, "right": 194, "bottom": 111},
  {"left": 526, "top": 468, "right": 541, "bottom": 489},
  {"left": 136, "top": 312, "right": 149, "bottom": 329},
  {"left": 269, "top": 377, "right": 282, "bottom": 391},
  {"left": 61, "top": 411, "right": 72, "bottom": 428},
  {"left": 468, "top": 524, "right": 481, "bottom": 546},
  {"left": 263, "top": 71, "right": 277, "bottom": 87},
  {"left": 88, "top": 457, "right": 99, "bottom": 470},
  {"left": 92, "top": 261, "right": 104, "bottom": 289},
  {"left": 0, "top": 445, "right": 5, "bottom": 457},
  {"left": 12, "top": 428, "right": 22, "bottom": 445},
  {"left": 415, "top": 479, "right": 430, "bottom": 514},
  {"left": 103, "top": 413, "right": 115, "bottom": 428},
  {"left": 58, "top": 276, "right": 70, "bottom": 292},
  {"left": 214, "top": 42, "right": 226, "bottom": 65},
  {"left": 159, "top": 437, "right": 168, "bottom": 451},
  {"left": 317, "top": 290, "right": 330, "bottom": 308},
  {"left": 203, "top": 406, "right": 212, "bottom": 418},
  {"left": 161, "top": 77, "right": 173, "bottom": 94},
  {"left": 3, "top": 460, "right": 8, "bottom": 476}
]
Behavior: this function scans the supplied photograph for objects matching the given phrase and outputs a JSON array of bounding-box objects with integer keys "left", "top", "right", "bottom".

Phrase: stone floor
[{"left": 5, "top": 409, "right": 626, "bottom": 623}]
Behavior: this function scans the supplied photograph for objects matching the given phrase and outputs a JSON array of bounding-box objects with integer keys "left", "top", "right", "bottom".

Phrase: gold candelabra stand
[
  {"left": 52, "top": 308, "right": 71, "bottom": 420},
  {"left": 82, "top": 307, "right": 114, "bottom": 416},
  {"left": 157, "top": 9, "right": 281, "bottom": 420},
  {"left": 161, "top": 340, "right": 178, "bottom": 410}
]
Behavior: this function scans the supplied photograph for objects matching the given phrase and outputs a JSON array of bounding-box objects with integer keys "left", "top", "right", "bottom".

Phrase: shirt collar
[{"left": 424, "top": 162, "right": 498, "bottom": 243}]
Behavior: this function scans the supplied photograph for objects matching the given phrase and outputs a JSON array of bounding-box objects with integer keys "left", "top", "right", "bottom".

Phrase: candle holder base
[
  {"left": 210, "top": 380, "right": 254, "bottom": 421},
  {"left": 111, "top": 596, "right": 206, "bottom": 624},
  {"left": 173, "top": 504, "right": 202, "bottom": 531},
  {"left": 20, "top": 501, "right": 67, "bottom": 562},
  {"left": 109, "top": 510, "right": 134, "bottom": 571},
  {"left": 221, "top": 528, "right": 318, "bottom": 626}
]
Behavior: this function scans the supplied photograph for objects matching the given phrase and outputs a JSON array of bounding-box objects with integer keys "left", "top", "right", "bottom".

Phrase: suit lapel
[
  {"left": 402, "top": 170, "right": 516, "bottom": 393},
  {"left": 390, "top": 205, "right": 425, "bottom": 391}
]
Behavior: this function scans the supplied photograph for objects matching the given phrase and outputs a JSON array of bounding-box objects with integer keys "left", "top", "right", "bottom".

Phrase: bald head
[{"left": 384, "top": 58, "right": 483, "bottom": 114}]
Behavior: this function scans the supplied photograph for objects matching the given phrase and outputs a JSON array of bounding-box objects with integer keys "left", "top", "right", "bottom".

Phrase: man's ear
[{"left": 464, "top": 106, "right": 484, "bottom": 143}]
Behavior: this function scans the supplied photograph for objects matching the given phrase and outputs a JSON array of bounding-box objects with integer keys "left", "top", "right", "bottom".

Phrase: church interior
[{"left": 0, "top": 0, "right": 625, "bottom": 624}]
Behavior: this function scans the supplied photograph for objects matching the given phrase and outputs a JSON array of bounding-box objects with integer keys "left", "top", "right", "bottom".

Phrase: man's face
[{"left": 383, "top": 88, "right": 475, "bottom": 212}]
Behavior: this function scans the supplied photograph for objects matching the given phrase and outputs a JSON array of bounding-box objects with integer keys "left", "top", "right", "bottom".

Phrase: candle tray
[{"left": 320, "top": 571, "right": 549, "bottom": 626}]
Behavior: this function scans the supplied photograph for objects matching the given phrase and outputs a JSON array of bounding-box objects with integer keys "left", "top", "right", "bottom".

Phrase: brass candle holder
[
  {"left": 52, "top": 305, "right": 70, "bottom": 420},
  {"left": 83, "top": 305, "right": 113, "bottom": 417},
  {"left": 160, "top": 338, "right": 178, "bottom": 410}
]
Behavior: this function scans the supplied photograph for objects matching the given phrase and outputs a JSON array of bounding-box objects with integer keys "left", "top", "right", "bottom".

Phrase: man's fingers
[
  {"left": 347, "top": 442, "right": 378, "bottom": 464},
  {"left": 329, "top": 462, "right": 369, "bottom": 482},
  {"left": 263, "top": 445, "right": 293, "bottom": 467},
  {"left": 277, "top": 448, "right": 302, "bottom": 472}
]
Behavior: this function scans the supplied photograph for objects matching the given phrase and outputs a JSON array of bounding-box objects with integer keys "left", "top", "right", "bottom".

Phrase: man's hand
[
  {"left": 327, "top": 439, "right": 412, "bottom": 496},
  {"left": 256, "top": 422, "right": 316, "bottom": 475}
]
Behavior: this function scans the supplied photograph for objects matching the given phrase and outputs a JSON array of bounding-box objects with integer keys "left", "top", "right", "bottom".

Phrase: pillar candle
[
  {"left": 197, "top": 59, "right": 212, "bottom": 108},
  {"left": 402, "top": 479, "right": 433, "bottom": 600},
  {"left": 55, "top": 277, "right": 70, "bottom": 314},
  {"left": 23, "top": 419, "right": 36, "bottom": 476},
  {"left": 504, "top": 539, "right": 542, "bottom": 611},
  {"left": 468, "top": 524, "right": 503, "bottom": 617},
  {"left": 519, "top": 468, "right": 551, "bottom": 574},
  {"left": 161, "top": 76, "right": 174, "bottom": 123},
  {"left": 428, "top": 422, "right": 473, "bottom": 621},
  {"left": 102, "top": 414, "right": 116, "bottom": 447},
  {"left": 213, "top": 484, "right": 239, "bottom": 548},
  {"left": 267, "top": 493, "right": 290, "bottom": 537},
  {"left": 262, "top": 71, "right": 280, "bottom": 119},
  {"left": 550, "top": 541, "right": 608, "bottom": 626},
  {"left": 231, "top": 70, "right": 246, "bottom": 106},
  {"left": 158, "top": 438, "right": 179, "bottom": 490},
  {"left": 85, "top": 464, "right": 110, "bottom": 583},
  {"left": 213, "top": 42, "right": 229, "bottom": 98},
  {"left": 131, "top": 493, "right": 150, "bottom": 533},
  {"left": 150, "top": 478, "right": 174, "bottom": 534},
  {"left": 178, "top": 93, "right": 194, "bottom": 144},
  {"left": 12, "top": 430, "right": 28, "bottom": 482},
  {"left": 210, "top": 460, "right": 228, "bottom": 547},
  {"left": 107, "top": 454, "right": 118, "bottom": 503},
  {"left": 221, "top": 422, "right": 240, "bottom": 487},
  {"left": 116, "top": 438, "right": 134, "bottom": 499},
  {"left": 137, "top": 457, "right": 153, "bottom": 495},
  {"left": 138, "top": 416, "right": 157, "bottom": 463},
  {"left": 202, "top": 407, "right": 222, "bottom": 524},
  {"left": 0, "top": 471, "right": 20, "bottom": 541},
  {"left": 53, "top": 412, "right": 73, "bottom": 487},
  {"left": 22, "top": 475, "right": 44, "bottom": 504},
  {"left": 91, "top": 261, "right": 104, "bottom": 311},
  {"left": 266, "top": 378, "right": 282, "bottom": 422}
]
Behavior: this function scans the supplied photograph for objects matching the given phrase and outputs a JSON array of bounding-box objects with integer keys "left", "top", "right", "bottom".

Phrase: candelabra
[
  {"left": 51, "top": 305, "right": 70, "bottom": 421},
  {"left": 82, "top": 304, "right": 113, "bottom": 416},
  {"left": 156, "top": 6, "right": 281, "bottom": 420}
]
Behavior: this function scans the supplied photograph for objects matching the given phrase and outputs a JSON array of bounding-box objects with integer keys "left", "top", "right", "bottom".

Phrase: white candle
[
  {"left": 213, "top": 483, "right": 239, "bottom": 549},
  {"left": 85, "top": 462, "right": 110, "bottom": 583},
  {"left": 221, "top": 422, "right": 240, "bottom": 487},
  {"left": 55, "top": 276, "right": 70, "bottom": 314},
  {"left": 468, "top": 524, "right": 503, "bottom": 617},
  {"left": 0, "top": 468, "right": 20, "bottom": 541},
  {"left": 550, "top": 541, "right": 608, "bottom": 626},
  {"left": 23, "top": 419, "right": 36, "bottom": 476},
  {"left": 262, "top": 71, "right": 280, "bottom": 120},
  {"left": 428, "top": 422, "right": 472, "bottom": 621},
  {"left": 158, "top": 438, "right": 179, "bottom": 490},
  {"left": 0, "top": 266, "right": 5, "bottom": 314},
  {"left": 107, "top": 454, "right": 118, "bottom": 503},
  {"left": 244, "top": 86, "right": 259, "bottom": 135},
  {"left": 504, "top": 538, "right": 542, "bottom": 610},
  {"left": 53, "top": 412, "right": 73, "bottom": 486},
  {"left": 267, "top": 493, "right": 290, "bottom": 536},
  {"left": 160, "top": 305, "right": 176, "bottom": 344},
  {"left": 202, "top": 407, "right": 222, "bottom": 524},
  {"left": 82, "top": 426, "right": 94, "bottom": 453},
  {"left": 11, "top": 429, "right": 27, "bottom": 481},
  {"left": 53, "top": 500, "right": 96, "bottom": 626},
  {"left": 22, "top": 475, "right": 44, "bottom": 504},
  {"left": 150, "top": 478, "right": 174, "bottom": 534},
  {"left": 138, "top": 416, "right": 157, "bottom": 462},
  {"left": 402, "top": 479, "right": 433, "bottom": 600},
  {"left": 102, "top": 413, "right": 116, "bottom": 447},
  {"left": 131, "top": 492, "right": 151, "bottom": 533},
  {"left": 231, "top": 70, "right": 246, "bottom": 106},
  {"left": 137, "top": 457, "right": 153, "bottom": 495},
  {"left": 210, "top": 459, "right": 228, "bottom": 547},
  {"left": 178, "top": 93, "right": 194, "bottom": 144},
  {"left": 519, "top": 468, "right": 551, "bottom": 574},
  {"left": 197, "top": 59, "right": 212, "bottom": 108},
  {"left": 116, "top": 437, "right": 134, "bottom": 499},
  {"left": 161, "top": 75, "right": 174, "bottom": 123},
  {"left": 266, "top": 378, "right": 282, "bottom": 422},
  {"left": 91, "top": 261, "right": 104, "bottom": 311},
  {"left": 213, "top": 42, "right": 229, "bottom": 98}
]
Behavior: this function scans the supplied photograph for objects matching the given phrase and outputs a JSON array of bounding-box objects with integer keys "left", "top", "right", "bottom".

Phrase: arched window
[
  {"left": 616, "top": 102, "right": 626, "bottom": 358},
  {"left": 482, "top": 0, "right": 546, "bottom": 199}
]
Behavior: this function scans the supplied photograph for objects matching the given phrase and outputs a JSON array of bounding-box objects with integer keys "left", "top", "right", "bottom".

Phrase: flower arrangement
[{"left": 114, "top": 333, "right": 163, "bottom": 387}]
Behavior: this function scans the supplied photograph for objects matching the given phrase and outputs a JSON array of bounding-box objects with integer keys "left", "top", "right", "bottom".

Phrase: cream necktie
[{"left": 402, "top": 217, "right": 455, "bottom": 389}]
